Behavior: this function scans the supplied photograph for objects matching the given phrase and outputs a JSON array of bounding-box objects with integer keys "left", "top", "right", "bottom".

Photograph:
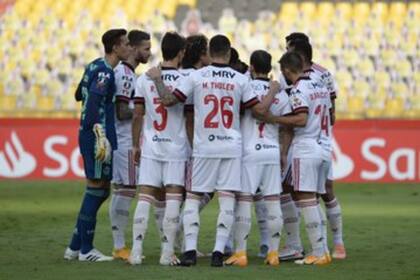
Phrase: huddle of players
[{"left": 65, "top": 28, "right": 345, "bottom": 267}]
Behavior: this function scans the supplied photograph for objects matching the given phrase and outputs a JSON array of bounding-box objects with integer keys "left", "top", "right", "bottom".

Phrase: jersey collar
[
  {"left": 161, "top": 66, "right": 178, "bottom": 70},
  {"left": 121, "top": 61, "right": 135, "bottom": 72},
  {"left": 211, "top": 62, "right": 230, "bottom": 68}
]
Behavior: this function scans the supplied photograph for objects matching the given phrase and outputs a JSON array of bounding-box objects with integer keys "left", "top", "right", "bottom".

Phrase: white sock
[
  {"left": 109, "top": 188, "right": 135, "bottom": 249},
  {"left": 317, "top": 202, "right": 329, "bottom": 254},
  {"left": 234, "top": 195, "right": 252, "bottom": 252},
  {"left": 297, "top": 198, "right": 325, "bottom": 257},
  {"left": 183, "top": 193, "right": 201, "bottom": 252},
  {"left": 213, "top": 191, "right": 235, "bottom": 253},
  {"left": 162, "top": 193, "right": 183, "bottom": 255},
  {"left": 325, "top": 198, "right": 344, "bottom": 245},
  {"left": 254, "top": 194, "right": 269, "bottom": 248},
  {"left": 132, "top": 194, "right": 153, "bottom": 254},
  {"left": 280, "top": 194, "right": 302, "bottom": 250},
  {"left": 264, "top": 195, "right": 283, "bottom": 253},
  {"left": 154, "top": 199, "right": 166, "bottom": 240}
]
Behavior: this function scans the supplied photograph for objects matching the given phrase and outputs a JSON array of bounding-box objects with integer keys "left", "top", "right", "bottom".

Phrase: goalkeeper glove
[{"left": 93, "top": 124, "right": 111, "bottom": 162}]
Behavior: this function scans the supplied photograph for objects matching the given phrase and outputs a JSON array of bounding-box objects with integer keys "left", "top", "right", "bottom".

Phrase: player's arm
[
  {"left": 146, "top": 66, "right": 180, "bottom": 106},
  {"left": 264, "top": 111, "right": 308, "bottom": 127},
  {"left": 185, "top": 109, "right": 194, "bottom": 148},
  {"left": 83, "top": 71, "right": 110, "bottom": 128},
  {"left": 116, "top": 100, "right": 133, "bottom": 120},
  {"left": 330, "top": 99, "right": 336, "bottom": 126},
  {"left": 74, "top": 82, "right": 83, "bottom": 102},
  {"left": 279, "top": 126, "right": 294, "bottom": 172},
  {"left": 132, "top": 101, "right": 145, "bottom": 165},
  {"left": 252, "top": 80, "right": 281, "bottom": 120}
]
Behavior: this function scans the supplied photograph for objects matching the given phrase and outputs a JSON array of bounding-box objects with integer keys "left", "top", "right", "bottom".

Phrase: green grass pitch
[{"left": 1, "top": 181, "right": 420, "bottom": 280}]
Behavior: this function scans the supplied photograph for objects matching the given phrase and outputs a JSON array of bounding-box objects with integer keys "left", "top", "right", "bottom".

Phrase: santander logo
[
  {"left": 331, "top": 137, "right": 354, "bottom": 180},
  {"left": 0, "top": 131, "right": 37, "bottom": 178}
]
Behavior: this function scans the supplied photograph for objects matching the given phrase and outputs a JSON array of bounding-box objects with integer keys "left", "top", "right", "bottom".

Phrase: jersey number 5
[
  {"left": 153, "top": 97, "right": 168, "bottom": 131},
  {"left": 204, "top": 94, "right": 233, "bottom": 128}
]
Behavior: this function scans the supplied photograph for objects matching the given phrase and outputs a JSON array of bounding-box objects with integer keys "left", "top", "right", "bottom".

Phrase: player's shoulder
[
  {"left": 292, "top": 75, "right": 312, "bottom": 93},
  {"left": 311, "top": 62, "right": 329, "bottom": 73},
  {"left": 250, "top": 77, "right": 270, "bottom": 91}
]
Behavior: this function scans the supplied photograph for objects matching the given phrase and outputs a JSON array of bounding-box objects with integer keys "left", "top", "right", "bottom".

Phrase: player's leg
[
  {"left": 293, "top": 158, "right": 330, "bottom": 266},
  {"left": 180, "top": 157, "right": 218, "bottom": 266},
  {"left": 109, "top": 148, "right": 137, "bottom": 260},
  {"left": 253, "top": 191, "right": 270, "bottom": 258},
  {"left": 322, "top": 167, "right": 346, "bottom": 259},
  {"left": 261, "top": 164, "right": 282, "bottom": 266},
  {"left": 316, "top": 160, "right": 331, "bottom": 259},
  {"left": 225, "top": 162, "right": 257, "bottom": 267},
  {"left": 65, "top": 146, "right": 113, "bottom": 262},
  {"left": 160, "top": 161, "right": 186, "bottom": 266},
  {"left": 129, "top": 158, "right": 161, "bottom": 265},
  {"left": 211, "top": 158, "right": 240, "bottom": 267},
  {"left": 109, "top": 184, "right": 136, "bottom": 260},
  {"left": 279, "top": 162, "right": 304, "bottom": 261},
  {"left": 153, "top": 188, "right": 166, "bottom": 241}
]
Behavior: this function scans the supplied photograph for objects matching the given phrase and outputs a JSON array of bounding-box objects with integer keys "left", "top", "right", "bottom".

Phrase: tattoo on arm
[{"left": 153, "top": 78, "right": 179, "bottom": 106}]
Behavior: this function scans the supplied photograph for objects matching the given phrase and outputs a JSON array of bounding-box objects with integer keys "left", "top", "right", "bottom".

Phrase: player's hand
[
  {"left": 132, "top": 147, "right": 141, "bottom": 165},
  {"left": 269, "top": 80, "right": 281, "bottom": 94},
  {"left": 146, "top": 64, "right": 162, "bottom": 81},
  {"left": 93, "top": 124, "right": 111, "bottom": 162}
]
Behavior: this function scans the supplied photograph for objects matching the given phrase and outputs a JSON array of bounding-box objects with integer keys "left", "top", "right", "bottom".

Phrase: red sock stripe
[
  {"left": 325, "top": 198, "right": 338, "bottom": 209},
  {"left": 253, "top": 193, "right": 264, "bottom": 201},
  {"left": 296, "top": 199, "right": 318, "bottom": 208},
  {"left": 218, "top": 191, "right": 235, "bottom": 198},
  {"left": 186, "top": 192, "right": 202, "bottom": 201},
  {"left": 154, "top": 199, "right": 166, "bottom": 208},
  {"left": 264, "top": 194, "right": 280, "bottom": 201},
  {"left": 138, "top": 194, "right": 154, "bottom": 203},
  {"left": 115, "top": 189, "right": 136, "bottom": 198},
  {"left": 236, "top": 195, "right": 253, "bottom": 202},
  {"left": 166, "top": 193, "right": 184, "bottom": 201},
  {"left": 280, "top": 194, "right": 292, "bottom": 203}
]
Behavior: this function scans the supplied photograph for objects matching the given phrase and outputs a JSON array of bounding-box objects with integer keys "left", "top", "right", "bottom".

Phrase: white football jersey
[
  {"left": 241, "top": 78, "right": 292, "bottom": 164},
  {"left": 134, "top": 67, "right": 189, "bottom": 161},
  {"left": 289, "top": 75, "right": 331, "bottom": 158},
  {"left": 175, "top": 63, "right": 259, "bottom": 158},
  {"left": 307, "top": 63, "right": 338, "bottom": 154},
  {"left": 114, "top": 62, "right": 137, "bottom": 148}
]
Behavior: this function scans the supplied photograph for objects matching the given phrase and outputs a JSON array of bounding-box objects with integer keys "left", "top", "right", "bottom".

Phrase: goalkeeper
[{"left": 64, "top": 29, "right": 131, "bottom": 262}]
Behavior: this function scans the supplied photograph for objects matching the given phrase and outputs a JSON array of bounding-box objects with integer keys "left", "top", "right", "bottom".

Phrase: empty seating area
[{"left": 0, "top": 0, "right": 418, "bottom": 119}]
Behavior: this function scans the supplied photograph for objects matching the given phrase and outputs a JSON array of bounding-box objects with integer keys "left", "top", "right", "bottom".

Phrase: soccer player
[
  {"left": 225, "top": 50, "right": 285, "bottom": 267},
  {"left": 129, "top": 32, "right": 187, "bottom": 266},
  {"left": 147, "top": 35, "right": 270, "bottom": 267},
  {"left": 64, "top": 29, "right": 131, "bottom": 262},
  {"left": 265, "top": 51, "right": 332, "bottom": 265},
  {"left": 109, "top": 30, "right": 151, "bottom": 261},
  {"left": 286, "top": 33, "right": 346, "bottom": 260}
]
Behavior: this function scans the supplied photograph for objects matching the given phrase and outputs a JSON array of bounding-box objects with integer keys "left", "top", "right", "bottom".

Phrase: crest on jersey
[
  {"left": 292, "top": 96, "right": 302, "bottom": 107},
  {"left": 97, "top": 72, "right": 111, "bottom": 87}
]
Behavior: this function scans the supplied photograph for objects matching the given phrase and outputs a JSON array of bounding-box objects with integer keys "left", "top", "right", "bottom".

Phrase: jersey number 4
[
  {"left": 204, "top": 94, "right": 233, "bottom": 128},
  {"left": 315, "top": 104, "right": 329, "bottom": 136},
  {"left": 153, "top": 97, "right": 168, "bottom": 131}
]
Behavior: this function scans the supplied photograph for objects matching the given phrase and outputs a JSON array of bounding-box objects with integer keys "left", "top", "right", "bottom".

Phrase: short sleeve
[
  {"left": 133, "top": 75, "right": 145, "bottom": 104},
  {"left": 323, "top": 71, "right": 338, "bottom": 100},
  {"left": 174, "top": 74, "right": 194, "bottom": 103},
  {"left": 89, "top": 69, "right": 112, "bottom": 96},
  {"left": 271, "top": 91, "right": 292, "bottom": 116},
  {"left": 114, "top": 65, "right": 133, "bottom": 103},
  {"left": 241, "top": 81, "right": 259, "bottom": 109},
  {"left": 289, "top": 89, "right": 309, "bottom": 114}
]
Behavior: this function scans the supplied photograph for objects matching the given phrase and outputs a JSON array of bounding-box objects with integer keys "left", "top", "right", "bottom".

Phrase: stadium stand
[{"left": 0, "top": 0, "right": 418, "bottom": 119}]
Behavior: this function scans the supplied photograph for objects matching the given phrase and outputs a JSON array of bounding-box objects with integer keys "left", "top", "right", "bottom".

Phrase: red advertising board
[{"left": 0, "top": 119, "right": 419, "bottom": 182}]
